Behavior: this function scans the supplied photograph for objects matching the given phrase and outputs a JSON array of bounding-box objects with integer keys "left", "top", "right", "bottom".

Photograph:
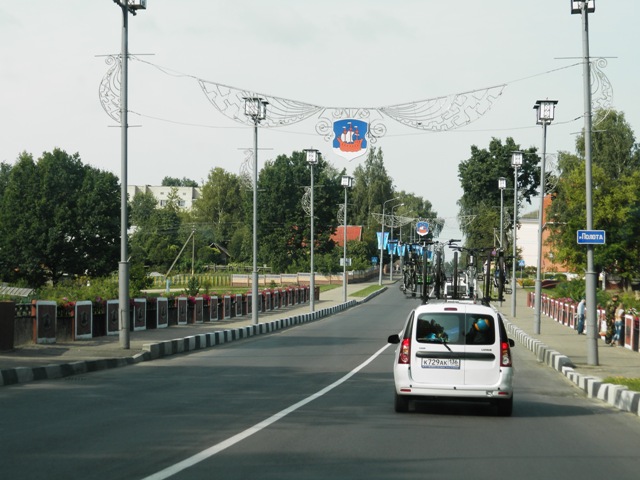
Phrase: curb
[
  {"left": 0, "top": 288, "right": 385, "bottom": 387},
  {"left": 502, "top": 316, "right": 640, "bottom": 417}
]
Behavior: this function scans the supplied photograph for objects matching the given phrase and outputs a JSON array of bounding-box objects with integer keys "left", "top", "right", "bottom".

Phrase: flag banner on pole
[{"left": 377, "top": 231, "right": 389, "bottom": 250}]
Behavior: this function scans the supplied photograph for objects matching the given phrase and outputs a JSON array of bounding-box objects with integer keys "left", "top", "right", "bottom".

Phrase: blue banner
[{"left": 377, "top": 231, "right": 389, "bottom": 250}]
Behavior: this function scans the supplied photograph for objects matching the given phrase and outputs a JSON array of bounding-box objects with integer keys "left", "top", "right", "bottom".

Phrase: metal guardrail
[{"left": 0, "top": 285, "right": 34, "bottom": 297}]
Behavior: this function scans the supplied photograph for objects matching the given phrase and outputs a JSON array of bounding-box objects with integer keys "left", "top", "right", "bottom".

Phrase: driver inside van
[{"left": 417, "top": 318, "right": 449, "bottom": 342}]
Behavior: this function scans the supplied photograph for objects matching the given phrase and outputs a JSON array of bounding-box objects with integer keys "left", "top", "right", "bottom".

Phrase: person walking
[
  {"left": 604, "top": 293, "right": 619, "bottom": 345},
  {"left": 612, "top": 301, "right": 625, "bottom": 347},
  {"left": 577, "top": 297, "right": 586, "bottom": 335}
]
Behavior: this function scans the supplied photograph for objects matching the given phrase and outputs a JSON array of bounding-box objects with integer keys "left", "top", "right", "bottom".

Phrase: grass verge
[
  {"left": 602, "top": 376, "right": 640, "bottom": 392},
  {"left": 351, "top": 284, "right": 385, "bottom": 298}
]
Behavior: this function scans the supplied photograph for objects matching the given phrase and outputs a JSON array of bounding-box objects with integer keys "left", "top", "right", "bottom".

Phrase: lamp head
[
  {"left": 571, "top": 0, "right": 595, "bottom": 14},
  {"left": 305, "top": 149, "right": 319, "bottom": 165},
  {"left": 534, "top": 100, "right": 558, "bottom": 125},
  {"left": 511, "top": 151, "right": 523, "bottom": 167}
]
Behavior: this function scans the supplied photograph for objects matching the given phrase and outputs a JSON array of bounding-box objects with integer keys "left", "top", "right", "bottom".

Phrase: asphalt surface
[{"left": 2, "top": 281, "right": 639, "bottom": 416}]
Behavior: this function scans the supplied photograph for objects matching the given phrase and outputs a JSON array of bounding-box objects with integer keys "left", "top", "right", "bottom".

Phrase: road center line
[{"left": 141, "top": 343, "right": 392, "bottom": 480}]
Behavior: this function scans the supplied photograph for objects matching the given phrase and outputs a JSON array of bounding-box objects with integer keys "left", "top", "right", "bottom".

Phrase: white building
[
  {"left": 518, "top": 214, "right": 538, "bottom": 269},
  {"left": 127, "top": 185, "right": 200, "bottom": 210}
]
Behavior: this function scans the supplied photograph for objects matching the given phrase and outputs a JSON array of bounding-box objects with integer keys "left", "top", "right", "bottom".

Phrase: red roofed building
[{"left": 331, "top": 225, "right": 363, "bottom": 246}]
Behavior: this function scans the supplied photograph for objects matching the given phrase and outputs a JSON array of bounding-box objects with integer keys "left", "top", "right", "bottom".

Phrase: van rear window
[{"left": 415, "top": 313, "right": 495, "bottom": 346}]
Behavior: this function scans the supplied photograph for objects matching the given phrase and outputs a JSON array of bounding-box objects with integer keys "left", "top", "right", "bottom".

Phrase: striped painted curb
[{"left": 501, "top": 315, "right": 640, "bottom": 417}]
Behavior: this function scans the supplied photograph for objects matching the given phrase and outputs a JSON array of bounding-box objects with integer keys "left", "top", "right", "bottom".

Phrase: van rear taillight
[
  {"left": 500, "top": 341, "right": 512, "bottom": 367},
  {"left": 398, "top": 338, "right": 411, "bottom": 364}
]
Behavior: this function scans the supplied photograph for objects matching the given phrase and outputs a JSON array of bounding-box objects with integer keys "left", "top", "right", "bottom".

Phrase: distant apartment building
[{"left": 127, "top": 185, "right": 200, "bottom": 210}]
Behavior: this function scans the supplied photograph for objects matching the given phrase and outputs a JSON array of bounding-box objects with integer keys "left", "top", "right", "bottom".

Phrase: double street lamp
[
  {"left": 113, "top": 0, "right": 147, "bottom": 349},
  {"left": 341, "top": 175, "right": 354, "bottom": 302},
  {"left": 389, "top": 203, "right": 404, "bottom": 282},
  {"left": 305, "top": 149, "right": 320, "bottom": 312},
  {"left": 379, "top": 197, "right": 400, "bottom": 285},
  {"left": 498, "top": 177, "right": 507, "bottom": 306},
  {"left": 244, "top": 97, "right": 268, "bottom": 325},
  {"left": 533, "top": 99, "right": 558, "bottom": 334},
  {"left": 511, "top": 151, "right": 523, "bottom": 318},
  {"left": 498, "top": 177, "right": 507, "bottom": 250}
]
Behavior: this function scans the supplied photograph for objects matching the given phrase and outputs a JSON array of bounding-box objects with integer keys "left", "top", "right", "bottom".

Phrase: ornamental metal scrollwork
[
  {"left": 196, "top": 77, "right": 505, "bottom": 144},
  {"left": 337, "top": 204, "right": 345, "bottom": 224},
  {"left": 379, "top": 84, "right": 505, "bottom": 131},
  {"left": 591, "top": 58, "right": 613, "bottom": 126},
  {"left": 301, "top": 187, "right": 311, "bottom": 216},
  {"left": 239, "top": 149, "right": 254, "bottom": 191},
  {"left": 98, "top": 55, "right": 122, "bottom": 123},
  {"left": 198, "top": 79, "right": 323, "bottom": 128}
]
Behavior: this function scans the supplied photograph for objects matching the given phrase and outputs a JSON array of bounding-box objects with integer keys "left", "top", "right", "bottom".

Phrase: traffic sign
[
  {"left": 576, "top": 230, "right": 606, "bottom": 245},
  {"left": 518, "top": 260, "right": 525, "bottom": 267}
]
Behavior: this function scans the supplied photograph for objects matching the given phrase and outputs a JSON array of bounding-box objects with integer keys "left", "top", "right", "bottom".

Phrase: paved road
[
  {"left": 2, "top": 287, "right": 640, "bottom": 480},
  {"left": 2, "top": 281, "right": 640, "bottom": 418}
]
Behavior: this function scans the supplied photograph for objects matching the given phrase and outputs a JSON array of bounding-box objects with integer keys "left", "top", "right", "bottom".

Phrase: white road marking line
[{"left": 141, "top": 343, "right": 391, "bottom": 480}]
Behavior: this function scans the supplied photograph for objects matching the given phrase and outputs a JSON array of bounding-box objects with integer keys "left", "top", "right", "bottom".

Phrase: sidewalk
[
  {"left": 0, "top": 281, "right": 383, "bottom": 387},
  {"left": 493, "top": 286, "right": 640, "bottom": 416}
]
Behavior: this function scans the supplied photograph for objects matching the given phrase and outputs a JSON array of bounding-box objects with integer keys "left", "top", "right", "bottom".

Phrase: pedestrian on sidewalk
[
  {"left": 612, "top": 301, "right": 625, "bottom": 347},
  {"left": 603, "top": 293, "right": 619, "bottom": 345},
  {"left": 577, "top": 297, "right": 586, "bottom": 335}
]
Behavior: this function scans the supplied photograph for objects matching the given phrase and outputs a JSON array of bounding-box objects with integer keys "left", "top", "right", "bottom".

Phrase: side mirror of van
[
  {"left": 509, "top": 338, "right": 515, "bottom": 348},
  {"left": 387, "top": 334, "right": 400, "bottom": 344}
]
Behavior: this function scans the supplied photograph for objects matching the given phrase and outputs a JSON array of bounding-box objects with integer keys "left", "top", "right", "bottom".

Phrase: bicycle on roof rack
[
  {"left": 398, "top": 238, "right": 463, "bottom": 303},
  {"left": 400, "top": 247, "right": 421, "bottom": 298}
]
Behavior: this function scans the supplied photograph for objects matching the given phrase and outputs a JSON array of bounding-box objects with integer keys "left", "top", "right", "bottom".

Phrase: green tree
[
  {"left": 161, "top": 176, "right": 199, "bottom": 187},
  {"left": 547, "top": 109, "right": 640, "bottom": 287},
  {"left": 457, "top": 137, "right": 540, "bottom": 253},
  {"left": 192, "top": 167, "right": 244, "bottom": 259},
  {"left": 129, "top": 190, "right": 157, "bottom": 227},
  {"left": 255, "top": 151, "right": 341, "bottom": 273},
  {"left": 351, "top": 147, "right": 395, "bottom": 228},
  {"left": 76, "top": 165, "right": 120, "bottom": 277},
  {"left": 0, "top": 149, "right": 119, "bottom": 286}
]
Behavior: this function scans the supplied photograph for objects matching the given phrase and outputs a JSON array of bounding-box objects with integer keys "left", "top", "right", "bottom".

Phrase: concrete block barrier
[{"left": 502, "top": 315, "right": 640, "bottom": 418}]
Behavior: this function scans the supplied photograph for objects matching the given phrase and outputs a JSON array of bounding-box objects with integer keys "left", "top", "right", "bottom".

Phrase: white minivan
[{"left": 387, "top": 301, "right": 515, "bottom": 415}]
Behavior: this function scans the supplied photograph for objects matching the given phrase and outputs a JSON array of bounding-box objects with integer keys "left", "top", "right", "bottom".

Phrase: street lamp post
[
  {"left": 341, "top": 175, "right": 353, "bottom": 302},
  {"left": 511, "top": 151, "right": 523, "bottom": 318},
  {"left": 379, "top": 197, "right": 400, "bottom": 286},
  {"left": 389, "top": 203, "right": 404, "bottom": 282},
  {"left": 305, "top": 149, "right": 320, "bottom": 312},
  {"left": 244, "top": 97, "right": 268, "bottom": 325},
  {"left": 572, "top": 0, "right": 598, "bottom": 365},
  {"left": 499, "top": 177, "right": 506, "bottom": 306},
  {"left": 113, "top": 0, "right": 146, "bottom": 349},
  {"left": 533, "top": 99, "right": 558, "bottom": 335},
  {"left": 498, "top": 177, "right": 506, "bottom": 250}
]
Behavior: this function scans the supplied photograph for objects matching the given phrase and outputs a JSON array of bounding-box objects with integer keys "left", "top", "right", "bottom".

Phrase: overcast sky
[{"left": 0, "top": 1, "right": 636, "bottom": 241}]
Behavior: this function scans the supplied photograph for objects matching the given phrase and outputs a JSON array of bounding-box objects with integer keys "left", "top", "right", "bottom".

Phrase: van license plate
[{"left": 421, "top": 358, "right": 460, "bottom": 369}]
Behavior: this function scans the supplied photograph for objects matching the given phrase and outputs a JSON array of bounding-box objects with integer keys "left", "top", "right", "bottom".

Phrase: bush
[
  {"left": 183, "top": 276, "right": 201, "bottom": 296},
  {"left": 520, "top": 278, "right": 535, "bottom": 288}
]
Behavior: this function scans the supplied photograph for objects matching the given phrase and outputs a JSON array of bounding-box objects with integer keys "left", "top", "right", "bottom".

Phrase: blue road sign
[
  {"left": 576, "top": 230, "right": 606, "bottom": 245},
  {"left": 518, "top": 259, "right": 525, "bottom": 267}
]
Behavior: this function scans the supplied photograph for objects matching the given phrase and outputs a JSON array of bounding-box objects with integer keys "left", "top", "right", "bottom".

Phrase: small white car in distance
[{"left": 387, "top": 301, "right": 515, "bottom": 415}]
